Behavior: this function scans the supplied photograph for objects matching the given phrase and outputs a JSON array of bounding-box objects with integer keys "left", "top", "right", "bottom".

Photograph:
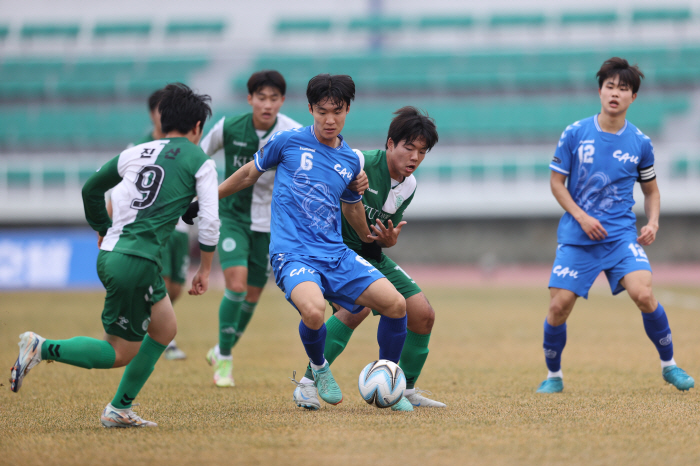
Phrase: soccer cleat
[
  {"left": 205, "top": 347, "right": 234, "bottom": 387},
  {"left": 100, "top": 403, "right": 157, "bottom": 428},
  {"left": 390, "top": 396, "right": 414, "bottom": 411},
  {"left": 662, "top": 365, "right": 694, "bottom": 391},
  {"left": 536, "top": 377, "right": 564, "bottom": 393},
  {"left": 290, "top": 371, "right": 320, "bottom": 410},
  {"left": 311, "top": 362, "right": 343, "bottom": 405},
  {"left": 405, "top": 388, "right": 446, "bottom": 408},
  {"left": 10, "top": 331, "right": 46, "bottom": 393},
  {"left": 163, "top": 343, "right": 186, "bottom": 360}
]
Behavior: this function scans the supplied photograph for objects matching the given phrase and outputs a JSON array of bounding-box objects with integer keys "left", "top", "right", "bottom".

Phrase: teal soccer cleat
[
  {"left": 536, "top": 377, "right": 564, "bottom": 393},
  {"left": 390, "top": 396, "right": 414, "bottom": 412},
  {"left": 311, "top": 362, "right": 343, "bottom": 405},
  {"left": 662, "top": 365, "right": 694, "bottom": 391}
]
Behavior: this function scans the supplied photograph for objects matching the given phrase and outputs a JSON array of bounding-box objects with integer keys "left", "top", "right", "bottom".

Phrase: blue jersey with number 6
[
  {"left": 549, "top": 115, "right": 655, "bottom": 246},
  {"left": 254, "top": 125, "right": 364, "bottom": 257}
]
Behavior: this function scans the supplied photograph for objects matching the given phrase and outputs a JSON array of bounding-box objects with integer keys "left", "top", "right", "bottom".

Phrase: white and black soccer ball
[{"left": 358, "top": 359, "right": 406, "bottom": 408}]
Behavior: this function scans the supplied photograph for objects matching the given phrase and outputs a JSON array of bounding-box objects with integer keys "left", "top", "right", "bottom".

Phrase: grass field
[{"left": 2, "top": 284, "right": 700, "bottom": 465}]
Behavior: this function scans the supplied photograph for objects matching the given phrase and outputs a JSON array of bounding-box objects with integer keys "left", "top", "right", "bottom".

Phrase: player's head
[
  {"left": 306, "top": 74, "right": 355, "bottom": 146},
  {"left": 596, "top": 57, "right": 643, "bottom": 116},
  {"left": 147, "top": 88, "right": 166, "bottom": 139},
  {"left": 247, "top": 70, "right": 287, "bottom": 131},
  {"left": 159, "top": 83, "right": 212, "bottom": 145},
  {"left": 385, "top": 106, "right": 438, "bottom": 179}
]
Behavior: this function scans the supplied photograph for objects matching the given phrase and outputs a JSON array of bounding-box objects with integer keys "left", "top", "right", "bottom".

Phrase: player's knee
[
  {"left": 631, "top": 286, "right": 655, "bottom": 309},
  {"left": 548, "top": 301, "right": 571, "bottom": 323},
  {"left": 422, "top": 305, "right": 436, "bottom": 331},
  {"left": 385, "top": 294, "right": 406, "bottom": 319},
  {"left": 226, "top": 281, "right": 247, "bottom": 294}
]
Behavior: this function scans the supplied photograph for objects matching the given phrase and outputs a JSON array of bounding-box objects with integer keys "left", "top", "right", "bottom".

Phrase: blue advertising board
[{"left": 0, "top": 228, "right": 102, "bottom": 289}]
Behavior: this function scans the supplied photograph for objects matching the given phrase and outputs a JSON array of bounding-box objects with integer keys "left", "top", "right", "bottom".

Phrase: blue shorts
[
  {"left": 271, "top": 249, "right": 385, "bottom": 314},
  {"left": 548, "top": 236, "right": 652, "bottom": 299}
]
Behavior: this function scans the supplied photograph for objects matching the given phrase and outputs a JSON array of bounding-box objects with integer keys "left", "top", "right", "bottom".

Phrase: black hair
[
  {"left": 596, "top": 57, "right": 645, "bottom": 94},
  {"left": 306, "top": 74, "right": 355, "bottom": 109},
  {"left": 386, "top": 106, "right": 439, "bottom": 152},
  {"left": 159, "top": 83, "right": 212, "bottom": 134},
  {"left": 147, "top": 88, "right": 166, "bottom": 112},
  {"left": 247, "top": 70, "right": 287, "bottom": 96}
]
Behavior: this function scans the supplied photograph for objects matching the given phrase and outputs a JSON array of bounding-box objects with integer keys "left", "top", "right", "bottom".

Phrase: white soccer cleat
[
  {"left": 10, "top": 331, "right": 46, "bottom": 393},
  {"left": 290, "top": 371, "right": 320, "bottom": 410},
  {"left": 100, "top": 403, "right": 157, "bottom": 428},
  {"left": 163, "top": 343, "right": 187, "bottom": 360},
  {"left": 206, "top": 346, "right": 234, "bottom": 387},
  {"left": 405, "top": 388, "right": 447, "bottom": 408}
]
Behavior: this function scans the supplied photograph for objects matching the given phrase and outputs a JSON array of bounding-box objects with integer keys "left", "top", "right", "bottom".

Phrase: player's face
[
  {"left": 150, "top": 108, "right": 164, "bottom": 139},
  {"left": 598, "top": 75, "right": 636, "bottom": 117},
  {"left": 308, "top": 98, "right": 349, "bottom": 147},
  {"left": 248, "top": 86, "right": 285, "bottom": 131},
  {"left": 386, "top": 136, "right": 428, "bottom": 180}
]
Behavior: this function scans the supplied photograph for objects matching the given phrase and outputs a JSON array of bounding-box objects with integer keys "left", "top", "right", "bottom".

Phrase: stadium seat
[
  {"left": 275, "top": 18, "right": 333, "bottom": 33},
  {"left": 20, "top": 24, "right": 80, "bottom": 39},
  {"left": 417, "top": 16, "right": 475, "bottom": 29},
  {"left": 632, "top": 8, "right": 692, "bottom": 22},
  {"left": 165, "top": 21, "right": 225, "bottom": 35},
  {"left": 0, "top": 25, "right": 9, "bottom": 40},
  {"left": 560, "top": 11, "right": 618, "bottom": 25},
  {"left": 93, "top": 22, "right": 151, "bottom": 38},
  {"left": 348, "top": 17, "right": 403, "bottom": 32},
  {"left": 489, "top": 14, "right": 547, "bottom": 27}
]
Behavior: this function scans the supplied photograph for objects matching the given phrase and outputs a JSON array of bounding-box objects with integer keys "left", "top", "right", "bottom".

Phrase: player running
[
  {"left": 187, "top": 74, "right": 408, "bottom": 409},
  {"left": 197, "top": 70, "right": 301, "bottom": 387},
  {"left": 537, "top": 57, "right": 695, "bottom": 393},
  {"left": 291, "top": 106, "right": 445, "bottom": 411},
  {"left": 9, "top": 83, "right": 220, "bottom": 428}
]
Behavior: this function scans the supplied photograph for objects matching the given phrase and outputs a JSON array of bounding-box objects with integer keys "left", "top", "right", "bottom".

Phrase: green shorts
[
  {"left": 330, "top": 251, "right": 422, "bottom": 315},
  {"left": 218, "top": 217, "right": 271, "bottom": 288},
  {"left": 97, "top": 250, "right": 167, "bottom": 342},
  {"left": 160, "top": 230, "right": 190, "bottom": 284}
]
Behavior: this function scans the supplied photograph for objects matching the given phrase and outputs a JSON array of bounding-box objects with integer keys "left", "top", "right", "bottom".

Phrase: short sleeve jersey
[
  {"left": 254, "top": 125, "right": 364, "bottom": 257},
  {"left": 94, "top": 138, "right": 219, "bottom": 265},
  {"left": 549, "top": 115, "right": 656, "bottom": 245},
  {"left": 342, "top": 149, "right": 417, "bottom": 251}
]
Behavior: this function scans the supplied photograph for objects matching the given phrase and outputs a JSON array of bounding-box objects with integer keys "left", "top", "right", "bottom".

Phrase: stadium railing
[{"left": 20, "top": 23, "right": 80, "bottom": 39}]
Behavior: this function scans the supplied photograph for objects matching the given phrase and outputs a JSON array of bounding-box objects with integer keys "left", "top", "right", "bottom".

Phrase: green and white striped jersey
[
  {"left": 342, "top": 149, "right": 417, "bottom": 252},
  {"left": 200, "top": 112, "right": 302, "bottom": 232},
  {"left": 83, "top": 137, "right": 220, "bottom": 266}
]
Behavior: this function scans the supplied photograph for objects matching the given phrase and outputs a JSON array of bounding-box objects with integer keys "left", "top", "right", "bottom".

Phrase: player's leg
[
  {"left": 537, "top": 287, "right": 577, "bottom": 393},
  {"left": 161, "top": 230, "right": 189, "bottom": 360},
  {"left": 619, "top": 270, "right": 694, "bottom": 391}
]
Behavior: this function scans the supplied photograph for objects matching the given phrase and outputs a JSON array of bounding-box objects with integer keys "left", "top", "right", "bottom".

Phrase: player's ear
[
  {"left": 631, "top": 93, "right": 637, "bottom": 103},
  {"left": 387, "top": 138, "right": 395, "bottom": 151},
  {"left": 345, "top": 103, "right": 350, "bottom": 114},
  {"left": 247, "top": 94, "right": 254, "bottom": 106},
  {"left": 280, "top": 95, "right": 286, "bottom": 105},
  {"left": 308, "top": 103, "right": 313, "bottom": 115}
]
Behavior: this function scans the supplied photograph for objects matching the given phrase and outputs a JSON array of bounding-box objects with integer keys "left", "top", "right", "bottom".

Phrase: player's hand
[
  {"left": 182, "top": 200, "right": 200, "bottom": 225},
  {"left": 189, "top": 270, "right": 209, "bottom": 296},
  {"left": 348, "top": 170, "right": 369, "bottom": 195},
  {"left": 578, "top": 215, "right": 607, "bottom": 241},
  {"left": 637, "top": 223, "right": 658, "bottom": 246},
  {"left": 97, "top": 234, "right": 104, "bottom": 248},
  {"left": 367, "top": 219, "right": 406, "bottom": 248}
]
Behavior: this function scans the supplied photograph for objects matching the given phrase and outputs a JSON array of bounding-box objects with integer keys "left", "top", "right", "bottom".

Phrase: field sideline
[{"left": 2, "top": 284, "right": 700, "bottom": 465}]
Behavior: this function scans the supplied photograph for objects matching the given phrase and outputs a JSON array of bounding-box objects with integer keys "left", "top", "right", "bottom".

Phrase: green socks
[
  {"left": 237, "top": 300, "right": 258, "bottom": 336},
  {"left": 304, "top": 315, "right": 354, "bottom": 379},
  {"left": 41, "top": 337, "right": 116, "bottom": 369},
  {"left": 399, "top": 330, "right": 431, "bottom": 390},
  {"left": 219, "top": 289, "right": 247, "bottom": 356},
  {"left": 111, "top": 335, "right": 166, "bottom": 409}
]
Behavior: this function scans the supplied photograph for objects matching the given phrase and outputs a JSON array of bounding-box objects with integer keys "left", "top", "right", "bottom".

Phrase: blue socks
[
  {"left": 377, "top": 314, "right": 407, "bottom": 364},
  {"left": 642, "top": 303, "right": 674, "bottom": 362},
  {"left": 299, "top": 320, "right": 327, "bottom": 366},
  {"left": 543, "top": 320, "right": 567, "bottom": 373}
]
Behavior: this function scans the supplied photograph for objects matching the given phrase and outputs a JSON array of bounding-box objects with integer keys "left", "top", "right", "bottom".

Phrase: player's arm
[
  {"left": 550, "top": 171, "right": 608, "bottom": 241},
  {"left": 82, "top": 156, "right": 122, "bottom": 239},
  {"left": 638, "top": 178, "right": 660, "bottom": 246},
  {"left": 199, "top": 117, "right": 225, "bottom": 156},
  {"left": 189, "top": 159, "right": 220, "bottom": 296},
  {"left": 342, "top": 201, "right": 373, "bottom": 243},
  {"left": 218, "top": 160, "right": 264, "bottom": 199}
]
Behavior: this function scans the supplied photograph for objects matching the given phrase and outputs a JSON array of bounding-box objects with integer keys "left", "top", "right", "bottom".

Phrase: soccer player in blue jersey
[
  {"left": 537, "top": 57, "right": 694, "bottom": 393},
  {"left": 211, "top": 74, "right": 408, "bottom": 407}
]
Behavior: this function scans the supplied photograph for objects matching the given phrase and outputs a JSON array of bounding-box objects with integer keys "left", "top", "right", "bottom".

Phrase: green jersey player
[
  {"left": 9, "top": 83, "right": 221, "bottom": 428},
  {"left": 292, "top": 106, "right": 446, "bottom": 410},
  {"left": 198, "top": 70, "right": 301, "bottom": 387}
]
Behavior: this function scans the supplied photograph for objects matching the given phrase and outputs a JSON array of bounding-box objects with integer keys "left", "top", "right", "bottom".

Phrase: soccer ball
[{"left": 358, "top": 359, "right": 406, "bottom": 408}]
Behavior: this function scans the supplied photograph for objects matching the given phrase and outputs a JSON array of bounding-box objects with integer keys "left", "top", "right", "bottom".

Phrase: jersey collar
[
  {"left": 309, "top": 125, "right": 345, "bottom": 150},
  {"left": 594, "top": 114, "right": 628, "bottom": 135}
]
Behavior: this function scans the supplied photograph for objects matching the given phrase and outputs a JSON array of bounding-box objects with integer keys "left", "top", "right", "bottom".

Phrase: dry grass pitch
[{"left": 2, "top": 284, "right": 700, "bottom": 465}]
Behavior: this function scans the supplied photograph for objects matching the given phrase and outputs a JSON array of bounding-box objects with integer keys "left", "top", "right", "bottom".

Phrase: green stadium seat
[
  {"left": 93, "top": 22, "right": 151, "bottom": 37},
  {"left": 561, "top": 11, "right": 618, "bottom": 25},
  {"left": 0, "top": 25, "right": 9, "bottom": 40},
  {"left": 632, "top": 8, "right": 691, "bottom": 22},
  {"left": 671, "top": 158, "right": 689, "bottom": 177},
  {"left": 165, "top": 21, "right": 225, "bottom": 35},
  {"left": 417, "top": 16, "right": 475, "bottom": 29},
  {"left": 20, "top": 24, "right": 80, "bottom": 39},
  {"left": 489, "top": 14, "right": 546, "bottom": 27},
  {"left": 348, "top": 17, "right": 403, "bottom": 32},
  {"left": 276, "top": 18, "right": 332, "bottom": 33}
]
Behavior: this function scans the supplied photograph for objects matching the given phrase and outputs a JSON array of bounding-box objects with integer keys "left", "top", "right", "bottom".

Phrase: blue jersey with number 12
[
  {"left": 254, "top": 125, "right": 364, "bottom": 258},
  {"left": 549, "top": 115, "right": 655, "bottom": 246}
]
